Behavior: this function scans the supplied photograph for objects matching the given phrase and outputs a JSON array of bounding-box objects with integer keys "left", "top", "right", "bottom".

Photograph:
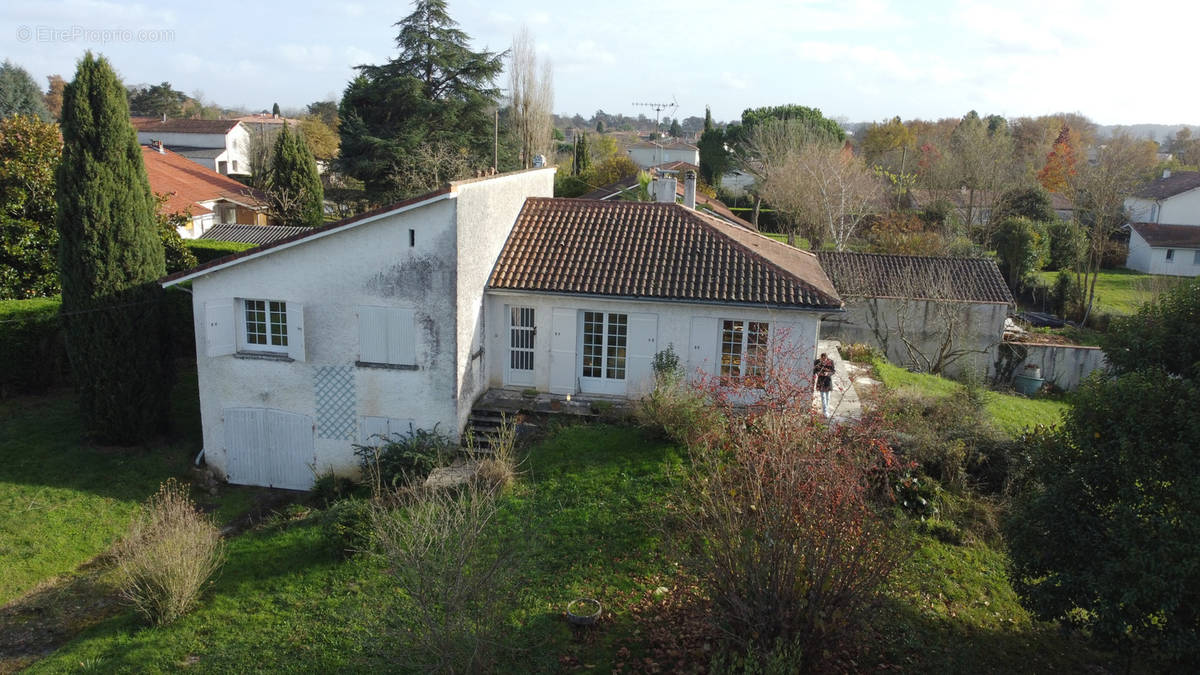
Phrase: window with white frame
[
  {"left": 1194, "top": 250, "right": 1200, "bottom": 265},
  {"left": 581, "top": 311, "right": 627, "bottom": 380},
  {"left": 240, "top": 299, "right": 288, "bottom": 352},
  {"left": 357, "top": 305, "right": 417, "bottom": 367},
  {"left": 1166, "top": 248, "right": 1175, "bottom": 262},
  {"left": 720, "top": 320, "right": 769, "bottom": 378}
]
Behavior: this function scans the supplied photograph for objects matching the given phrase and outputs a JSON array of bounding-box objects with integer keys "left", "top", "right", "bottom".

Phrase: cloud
[{"left": 719, "top": 72, "right": 749, "bottom": 91}]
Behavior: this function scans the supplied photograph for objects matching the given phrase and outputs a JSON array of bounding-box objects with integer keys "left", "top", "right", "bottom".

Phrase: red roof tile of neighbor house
[
  {"left": 1129, "top": 222, "right": 1200, "bottom": 248},
  {"left": 131, "top": 117, "right": 241, "bottom": 134},
  {"left": 653, "top": 160, "right": 700, "bottom": 173},
  {"left": 141, "top": 145, "right": 266, "bottom": 215},
  {"left": 488, "top": 198, "right": 841, "bottom": 309},
  {"left": 1132, "top": 171, "right": 1200, "bottom": 200},
  {"left": 816, "top": 251, "right": 1014, "bottom": 304}
]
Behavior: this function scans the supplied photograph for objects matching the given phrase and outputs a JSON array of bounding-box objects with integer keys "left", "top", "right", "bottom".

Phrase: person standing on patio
[{"left": 814, "top": 352, "right": 835, "bottom": 417}]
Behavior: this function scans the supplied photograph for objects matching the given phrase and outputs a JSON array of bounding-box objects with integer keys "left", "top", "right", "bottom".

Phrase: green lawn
[
  {"left": 0, "top": 371, "right": 205, "bottom": 606},
  {"left": 7, "top": 388, "right": 1123, "bottom": 671},
  {"left": 1036, "top": 268, "right": 1185, "bottom": 316},
  {"left": 872, "top": 358, "right": 1070, "bottom": 435}
]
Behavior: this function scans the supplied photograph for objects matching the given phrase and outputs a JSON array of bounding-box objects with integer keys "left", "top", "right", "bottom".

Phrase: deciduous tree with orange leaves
[{"left": 1037, "top": 125, "right": 1076, "bottom": 193}]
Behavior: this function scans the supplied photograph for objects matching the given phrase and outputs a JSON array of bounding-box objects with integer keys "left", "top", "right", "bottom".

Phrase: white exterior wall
[
  {"left": 1125, "top": 196, "right": 1157, "bottom": 223},
  {"left": 137, "top": 125, "right": 250, "bottom": 174},
  {"left": 1125, "top": 228, "right": 1153, "bottom": 273},
  {"left": 484, "top": 291, "right": 822, "bottom": 397},
  {"left": 452, "top": 170, "right": 556, "bottom": 431},
  {"left": 628, "top": 146, "right": 701, "bottom": 169},
  {"left": 189, "top": 198, "right": 462, "bottom": 487},
  {"left": 1126, "top": 190, "right": 1200, "bottom": 226},
  {"left": 820, "top": 298, "right": 1008, "bottom": 378}
]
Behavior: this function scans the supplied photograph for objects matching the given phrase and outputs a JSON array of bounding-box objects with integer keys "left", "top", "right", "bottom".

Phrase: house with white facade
[
  {"left": 142, "top": 145, "right": 269, "bottom": 239},
  {"left": 628, "top": 140, "right": 700, "bottom": 169},
  {"left": 133, "top": 118, "right": 251, "bottom": 175},
  {"left": 161, "top": 169, "right": 841, "bottom": 490},
  {"left": 1124, "top": 171, "right": 1200, "bottom": 276}
]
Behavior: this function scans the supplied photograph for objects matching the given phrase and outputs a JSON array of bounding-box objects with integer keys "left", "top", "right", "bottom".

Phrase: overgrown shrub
[
  {"left": 466, "top": 415, "right": 518, "bottom": 492},
  {"left": 636, "top": 374, "right": 725, "bottom": 446},
  {"left": 112, "top": 479, "right": 225, "bottom": 626},
  {"left": 311, "top": 468, "right": 359, "bottom": 507},
  {"left": 355, "top": 424, "right": 453, "bottom": 489},
  {"left": 318, "top": 498, "right": 373, "bottom": 558},
  {"left": 839, "top": 342, "right": 880, "bottom": 363},
  {"left": 371, "top": 481, "right": 520, "bottom": 672},
  {"left": 676, "top": 411, "right": 905, "bottom": 662}
]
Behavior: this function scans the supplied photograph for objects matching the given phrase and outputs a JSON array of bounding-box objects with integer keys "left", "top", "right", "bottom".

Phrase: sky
[{"left": 3, "top": 0, "right": 1198, "bottom": 127}]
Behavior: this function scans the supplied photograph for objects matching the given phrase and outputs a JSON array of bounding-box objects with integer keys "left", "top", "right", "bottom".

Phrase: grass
[
  {"left": 871, "top": 358, "right": 1070, "bottom": 435},
  {"left": 6, "top": 388, "right": 1121, "bottom": 671},
  {"left": 0, "top": 370, "right": 204, "bottom": 606},
  {"left": 1036, "top": 268, "right": 1185, "bottom": 316}
]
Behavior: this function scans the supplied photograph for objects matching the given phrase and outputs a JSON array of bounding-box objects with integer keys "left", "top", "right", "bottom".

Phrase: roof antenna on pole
[{"left": 632, "top": 96, "right": 679, "bottom": 165}]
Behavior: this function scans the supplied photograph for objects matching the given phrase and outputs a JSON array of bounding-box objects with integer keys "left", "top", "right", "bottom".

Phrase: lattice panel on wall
[{"left": 314, "top": 365, "right": 356, "bottom": 440}]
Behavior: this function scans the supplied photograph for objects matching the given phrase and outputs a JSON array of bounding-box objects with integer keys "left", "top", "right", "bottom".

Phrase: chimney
[
  {"left": 652, "top": 177, "right": 677, "bottom": 204},
  {"left": 153, "top": 139, "right": 164, "bottom": 154},
  {"left": 1164, "top": 169, "right": 1172, "bottom": 179},
  {"left": 161, "top": 112, "right": 166, "bottom": 122},
  {"left": 684, "top": 170, "right": 697, "bottom": 209}
]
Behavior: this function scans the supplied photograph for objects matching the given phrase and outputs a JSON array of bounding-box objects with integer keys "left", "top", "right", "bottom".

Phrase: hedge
[
  {"left": 185, "top": 239, "right": 255, "bottom": 264},
  {"left": 0, "top": 297, "right": 69, "bottom": 397},
  {"left": 0, "top": 289, "right": 197, "bottom": 398}
]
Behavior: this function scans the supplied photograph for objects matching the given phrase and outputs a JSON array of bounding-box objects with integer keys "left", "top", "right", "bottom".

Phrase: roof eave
[{"left": 485, "top": 287, "right": 843, "bottom": 312}]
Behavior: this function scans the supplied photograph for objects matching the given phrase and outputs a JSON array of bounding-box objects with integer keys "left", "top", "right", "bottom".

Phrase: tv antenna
[{"left": 632, "top": 96, "right": 678, "bottom": 132}]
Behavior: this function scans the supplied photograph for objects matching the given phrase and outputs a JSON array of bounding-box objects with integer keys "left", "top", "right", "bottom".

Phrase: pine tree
[
  {"left": 56, "top": 52, "right": 170, "bottom": 443},
  {"left": 0, "top": 60, "right": 51, "bottom": 121},
  {"left": 272, "top": 101, "right": 281, "bottom": 117},
  {"left": 338, "top": 0, "right": 505, "bottom": 201},
  {"left": 267, "top": 122, "right": 324, "bottom": 227}
]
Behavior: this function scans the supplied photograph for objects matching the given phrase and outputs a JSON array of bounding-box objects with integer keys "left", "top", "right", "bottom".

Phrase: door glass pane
[
  {"left": 745, "top": 322, "right": 769, "bottom": 376},
  {"left": 245, "top": 299, "right": 266, "bottom": 345},
  {"left": 606, "top": 313, "right": 627, "bottom": 380},
  {"left": 721, "top": 320, "right": 743, "bottom": 376},
  {"left": 582, "top": 311, "right": 603, "bottom": 378}
]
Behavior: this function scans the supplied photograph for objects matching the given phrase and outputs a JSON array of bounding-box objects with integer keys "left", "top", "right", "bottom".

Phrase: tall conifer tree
[
  {"left": 56, "top": 52, "right": 170, "bottom": 443},
  {"left": 267, "top": 123, "right": 324, "bottom": 227}
]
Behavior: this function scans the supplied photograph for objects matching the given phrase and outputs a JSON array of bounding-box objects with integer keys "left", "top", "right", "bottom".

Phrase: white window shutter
[
  {"left": 286, "top": 302, "right": 306, "bottom": 361},
  {"left": 358, "top": 306, "right": 388, "bottom": 363},
  {"left": 688, "top": 316, "right": 718, "bottom": 382},
  {"left": 388, "top": 308, "right": 416, "bottom": 365},
  {"left": 204, "top": 300, "right": 236, "bottom": 357},
  {"left": 549, "top": 307, "right": 577, "bottom": 394}
]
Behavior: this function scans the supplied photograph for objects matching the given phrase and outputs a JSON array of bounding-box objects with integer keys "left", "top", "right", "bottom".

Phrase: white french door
[
  {"left": 579, "top": 311, "right": 628, "bottom": 395},
  {"left": 505, "top": 306, "right": 535, "bottom": 387}
]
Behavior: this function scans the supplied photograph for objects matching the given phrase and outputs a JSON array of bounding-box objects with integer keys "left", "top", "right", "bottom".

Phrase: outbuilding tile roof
[
  {"left": 200, "top": 224, "right": 313, "bottom": 245},
  {"left": 1132, "top": 172, "right": 1200, "bottom": 200},
  {"left": 1129, "top": 222, "right": 1200, "bottom": 248},
  {"left": 816, "top": 251, "right": 1014, "bottom": 304},
  {"left": 488, "top": 198, "right": 841, "bottom": 309}
]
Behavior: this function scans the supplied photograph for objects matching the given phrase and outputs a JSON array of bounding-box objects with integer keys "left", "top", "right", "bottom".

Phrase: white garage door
[{"left": 224, "top": 407, "right": 315, "bottom": 490}]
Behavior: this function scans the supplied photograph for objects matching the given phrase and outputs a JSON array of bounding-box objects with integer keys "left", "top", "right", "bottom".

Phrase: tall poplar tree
[
  {"left": 266, "top": 122, "right": 324, "bottom": 227},
  {"left": 56, "top": 52, "right": 170, "bottom": 443}
]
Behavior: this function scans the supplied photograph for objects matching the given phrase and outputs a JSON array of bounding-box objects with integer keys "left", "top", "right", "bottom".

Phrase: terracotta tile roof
[
  {"left": 1132, "top": 171, "right": 1200, "bottom": 200},
  {"left": 488, "top": 198, "right": 841, "bottom": 309},
  {"left": 816, "top": 251, "right": 1014, "bottom": 304},
  {"left": 132, "top": 118, "right": 242, "bottom": 134},
  {"left": 199, "top": 223, "right": 312, "bottom": 245},
  {"left": 653, "top": 160, "right": 699, "bottom": 173},
  {"left": 1129, "top": 222, "right": 1200, "bottom": 248},
  {"left": 141, "top": 146, "right": 266, "bottom": 215}
]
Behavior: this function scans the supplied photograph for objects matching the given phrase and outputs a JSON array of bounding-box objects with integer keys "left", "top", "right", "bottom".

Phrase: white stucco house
[
  {"left": 628, "top": 140, "right": 700, "bottom": 169},
  {"left": 1124, "top": 170, "right": 1200, "bottom": 226},
  {"left": 133, "top": 118, "right": 251, "bottom": 175},
  {"left": 141, "top": 145, "right": 269, "bottom": 239},
  {"left": 1126, "top": 222, "right": 1200, "bottom": 276},
  {"left": 162, "top": 169, "right": 841, "bottom": 489}
]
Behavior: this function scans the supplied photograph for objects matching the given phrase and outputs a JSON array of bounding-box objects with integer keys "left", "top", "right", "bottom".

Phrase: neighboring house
[
  {"left": 161, "top": 168, "right": 841, "bottom": 489},
  {"left": 141, "top": 144, "right": 269, "bottom": 239},
  {"left": 200, "top": 224, "right": 312, "bottom": 246},
  {"left": 628, "top": 140, "right": 700, "bottom": 168},
  {"left": 1124, "top": 170, "right": 1200, "bottom": 226},
  {"left": 133, "top": 117, "right": 251, "bottom": 175},
  {"left": 816, "top": 251, "right": 1014, "bottom": 377},
  {"left": 577, "top": 170, "right": 758, "bottom": 231},
  {"left": 720, "top": 168, "right": 756, "bottom": 197},
  {"left": 1126, "top": 222, "right": 1200, "bottom": 276}
]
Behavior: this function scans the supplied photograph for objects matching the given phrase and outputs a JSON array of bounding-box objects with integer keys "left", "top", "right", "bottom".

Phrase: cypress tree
[
  {"left": 56, "top": 52, "right": 170, "bottom": 444},
  {"left": 575, "top": 132, "right": 591, "bottom": 177},
  {"left": 268, "top": 122, "right": 324, "bottom": 227}
]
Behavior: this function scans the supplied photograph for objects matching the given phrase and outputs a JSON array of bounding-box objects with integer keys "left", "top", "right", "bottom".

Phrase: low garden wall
[{"left": 996, "top": 341, "right": 1107, "bottom": 391}]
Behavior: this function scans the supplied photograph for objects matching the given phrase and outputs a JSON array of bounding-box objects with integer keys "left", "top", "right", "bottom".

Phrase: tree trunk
[{"left": 752, "top": 195, "right": 761, "bottom": 227}]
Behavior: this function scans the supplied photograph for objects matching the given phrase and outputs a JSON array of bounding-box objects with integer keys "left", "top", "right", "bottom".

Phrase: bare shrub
[
  {"left": 676, "top": 408, "right": 905, "bottom": 664},
  {"left": 112, "top": 478, "right": 225, "bottom": 625},
  {"left": 468, "top": 415, "right": 519, "bottom": 492},
  {"left": 371, "top": 480, "right": 520, "bottom": 672},
  {"left": 636, "top": 371, "right": 726, "bottom": 446}
]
